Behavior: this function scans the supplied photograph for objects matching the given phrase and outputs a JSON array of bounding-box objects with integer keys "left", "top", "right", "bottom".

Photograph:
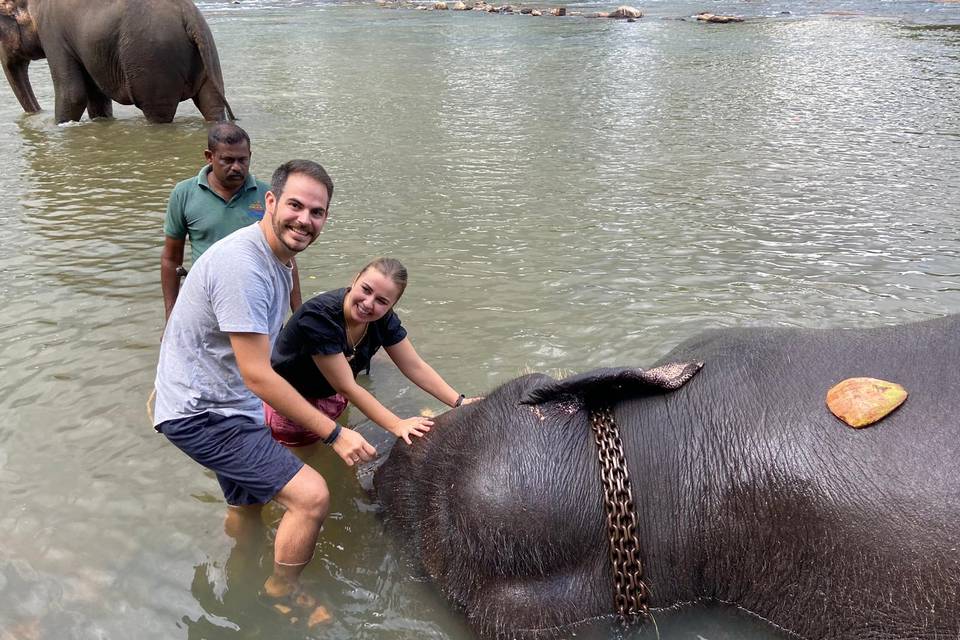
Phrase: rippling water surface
[{"left": 1, "top": 1, "right": 959, "bottom": 638}]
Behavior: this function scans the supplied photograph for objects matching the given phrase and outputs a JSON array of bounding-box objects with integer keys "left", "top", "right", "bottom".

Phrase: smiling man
[
  {"left": 161, "top": 123, "right": 302, "bottom": 320},
  {"left": 153, "top": 160, "right": 376, "bottom": 604}
]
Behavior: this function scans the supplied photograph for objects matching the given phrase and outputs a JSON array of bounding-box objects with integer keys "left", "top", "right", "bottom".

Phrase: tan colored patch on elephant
[{"left": 826, "top": 377, "right": 908, "bottom": 428}]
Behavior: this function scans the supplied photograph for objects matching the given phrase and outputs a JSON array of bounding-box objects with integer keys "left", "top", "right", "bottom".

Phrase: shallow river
[{"left": 1, "top": 0, "right": 959, "bottom": 638}]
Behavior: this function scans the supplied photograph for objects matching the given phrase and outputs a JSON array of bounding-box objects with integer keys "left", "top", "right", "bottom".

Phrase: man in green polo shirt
[{"left": 161, "top": 123, "right": 303, "bottom": 320}]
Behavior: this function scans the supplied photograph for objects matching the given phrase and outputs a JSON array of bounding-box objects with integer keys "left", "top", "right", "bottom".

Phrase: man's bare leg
[
  {"left": 225, "top": 504, "right": 265, "bottom": 542},
  {"left": 222, "top": 505, "right": 267, "bottom": 600},
  {"left": 263, "top": 464, "right": 329, "bottom": 598}
]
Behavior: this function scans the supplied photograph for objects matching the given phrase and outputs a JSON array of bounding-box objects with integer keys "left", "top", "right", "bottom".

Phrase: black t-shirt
[{"left": 271, "top": 287, "right": 407, "bottom": 398}]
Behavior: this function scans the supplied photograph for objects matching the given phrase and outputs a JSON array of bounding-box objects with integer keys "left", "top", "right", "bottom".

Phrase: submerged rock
[
  {"left": 826, "top": 377, "right": 908, "bottom": 428},
  {"left": 550, "top": 6, "right": 566, "bottom": 15},
  {"left": 308, "top": 605, "right": 332, "bottom": 628}
]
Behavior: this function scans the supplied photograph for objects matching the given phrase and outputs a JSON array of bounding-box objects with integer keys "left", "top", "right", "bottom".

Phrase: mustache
[{"left": 289, "top": 223, "right": 313, "bottom": 236}]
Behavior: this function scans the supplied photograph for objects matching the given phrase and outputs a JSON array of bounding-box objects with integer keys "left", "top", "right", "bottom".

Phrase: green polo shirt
[{"left": 163, "top": 166, "right": 271, "bottom": 262}]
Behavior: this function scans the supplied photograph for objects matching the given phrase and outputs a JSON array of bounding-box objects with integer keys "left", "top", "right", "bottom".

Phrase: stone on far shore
[
  {"left": 607, "top": 5, "right": 642, "bottom": 18},
  {"left": 696, "top": 12, "right": 745, "bottom": 22}
]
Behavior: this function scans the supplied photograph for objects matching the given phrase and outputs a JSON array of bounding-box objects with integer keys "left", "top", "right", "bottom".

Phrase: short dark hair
[
  {"left": 358, "top": 257, "right": 408, "bottom": 298},
  {"left": 270, "top": 160, "right": 334, "bottom": 203},
  {"left": 207, "top": 122, "right": 250, "bottom": 150}
]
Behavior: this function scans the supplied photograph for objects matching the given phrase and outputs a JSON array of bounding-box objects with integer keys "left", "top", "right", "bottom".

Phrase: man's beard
[{"left": 273, "top": 217, "right": 315, "bottom": 253}]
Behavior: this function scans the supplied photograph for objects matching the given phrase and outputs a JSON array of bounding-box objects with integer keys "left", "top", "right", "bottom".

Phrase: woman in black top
[{"left": 267, "top": 257, "right": 475, "bottom": 447}]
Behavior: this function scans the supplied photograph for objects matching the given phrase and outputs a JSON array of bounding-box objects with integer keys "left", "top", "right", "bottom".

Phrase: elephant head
[
  {"left": 374, "top": 363, "right": 704, "bottom": 638},
  {"left": 0, "top": 0, "right": 43, "bottom": 113}
]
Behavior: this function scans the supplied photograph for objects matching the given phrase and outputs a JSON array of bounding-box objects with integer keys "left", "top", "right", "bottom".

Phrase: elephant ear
[
  {"left": 519, "top": 362, "right": 703, "bottom": 406},
  {"left": 0, "top": 0, "right": 29, "bottom": 19}
]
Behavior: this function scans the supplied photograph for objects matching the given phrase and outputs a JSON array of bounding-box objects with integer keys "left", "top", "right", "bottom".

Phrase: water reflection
[
  {"left": 185, "top": 513, "right": 269, "bottom": 639},
  {"left": 16, "top": 117, "right": 206, "bottom": 295}
]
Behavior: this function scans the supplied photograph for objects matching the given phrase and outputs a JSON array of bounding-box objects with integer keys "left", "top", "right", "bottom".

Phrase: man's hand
[
  {"left": 161, "top": 236, "right": 187, "bottom": 320},
  {"left": 331, "top": 428, "right": 377, "bottom": 466}
]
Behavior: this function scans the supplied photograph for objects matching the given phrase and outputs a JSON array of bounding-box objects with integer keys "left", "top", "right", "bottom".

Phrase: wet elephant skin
[{"left": 375, "top": 314, "right": 960, "bottom": 639}]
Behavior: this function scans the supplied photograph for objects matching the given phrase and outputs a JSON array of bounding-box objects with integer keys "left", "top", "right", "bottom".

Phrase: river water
[{"left": 1, "top": 1, "right": 959, "bottom": 638}]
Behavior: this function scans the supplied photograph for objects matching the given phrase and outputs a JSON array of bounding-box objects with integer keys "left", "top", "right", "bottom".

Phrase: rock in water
[
  {"left": 696, "top": 12, "right": 744, "bottom": 23},
  {"left": 608, "top": 5, "right": 642, "bottom": 18},
  {"left": 826, "top": 377, "right": 908, "bottom": 428},
  {"left": 308, "top": 606, "right": 332, "bottom": 628}
]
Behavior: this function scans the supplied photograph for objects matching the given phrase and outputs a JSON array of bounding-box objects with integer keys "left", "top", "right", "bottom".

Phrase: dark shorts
[{"left": 157, "top": 412, "right": 304, "bottom": 506}]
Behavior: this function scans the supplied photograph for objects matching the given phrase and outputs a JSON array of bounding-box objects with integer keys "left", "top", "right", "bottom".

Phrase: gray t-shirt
[{"left": 153, "top": 223, "right": 293, "bottom": 426}]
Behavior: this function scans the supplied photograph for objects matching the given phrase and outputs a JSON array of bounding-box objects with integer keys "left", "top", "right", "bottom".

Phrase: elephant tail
[{"left": 183, "top": 5, "right": 236, "bottom": 121}]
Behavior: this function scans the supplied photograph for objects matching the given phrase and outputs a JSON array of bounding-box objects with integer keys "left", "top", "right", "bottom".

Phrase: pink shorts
[{"left": 263, "top": 395, "right": 348, "bottom": 447}]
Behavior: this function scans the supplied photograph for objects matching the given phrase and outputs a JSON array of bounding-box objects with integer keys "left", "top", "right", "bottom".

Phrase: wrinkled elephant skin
[
  {"left": 0, "top": 0, "right": 233, "bottom": 123},
  {"left": 375, "top": 314, "right": 960, "bottom": 639}
]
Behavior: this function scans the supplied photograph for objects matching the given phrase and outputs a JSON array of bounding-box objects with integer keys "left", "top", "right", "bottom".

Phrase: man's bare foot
[
  {"left": 261, "top": 579, "right": 331, "bottom": 628},
  {"left": 263, "top": 574, "right": 297, "bottom": 600}
]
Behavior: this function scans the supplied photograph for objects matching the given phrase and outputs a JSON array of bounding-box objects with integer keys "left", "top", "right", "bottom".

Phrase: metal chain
[{"left": 590, "top": 404, "right": 651, "bottom": 623}]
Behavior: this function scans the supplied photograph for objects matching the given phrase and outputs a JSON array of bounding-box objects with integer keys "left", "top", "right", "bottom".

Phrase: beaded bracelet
[{"left": 454, "top": 394, "right": 466, "bottom": 407}]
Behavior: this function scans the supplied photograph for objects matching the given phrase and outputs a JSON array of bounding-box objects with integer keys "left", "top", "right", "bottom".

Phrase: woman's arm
[
  {"left": 312, "top": 351, "right": 433, "bottom": 444},
  {"left": 384, "top": 337, "right": 464, "bottom": 407}
]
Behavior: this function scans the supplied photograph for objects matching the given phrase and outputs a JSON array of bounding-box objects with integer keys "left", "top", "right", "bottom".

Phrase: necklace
[{"left": 346, "top": 322, "right": 368, "bottom": 362}]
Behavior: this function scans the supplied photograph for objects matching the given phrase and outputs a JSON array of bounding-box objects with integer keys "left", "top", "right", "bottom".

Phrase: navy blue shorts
[{"left": 157, "top": 412, "right": 304, "bottom": 506}]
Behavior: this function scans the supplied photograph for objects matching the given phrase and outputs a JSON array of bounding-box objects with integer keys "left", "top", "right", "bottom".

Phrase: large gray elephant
[
  {"left": 0, "top": 0, "right": 234, "bottom": 123},
  {"left": 375, "top": 314, "right": 960, "bottom": 639}
]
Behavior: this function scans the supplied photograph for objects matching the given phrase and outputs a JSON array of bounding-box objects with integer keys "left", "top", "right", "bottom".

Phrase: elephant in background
[
  {"left": 0, "top": 0, "right": 234, "bottom": 123},
  {"left": 375, "top": 314, "right": 960, "bottom": 639}
]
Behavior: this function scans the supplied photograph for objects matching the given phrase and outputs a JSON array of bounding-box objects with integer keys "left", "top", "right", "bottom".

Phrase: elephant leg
[
  {"left": 125, "top": 73, "right": 179, "bottom": 123},
  {"left": 47, "top": 57, "right": 89, "bottom": 123},
  {"left": 83, "top": 74, "right": 113, "bottom": 120},
  {"left": 192, "top": 80, "right": 228, "bottom": 122},
  {"left": 138, "top": 101, "right": 178, "bottom": 124}
]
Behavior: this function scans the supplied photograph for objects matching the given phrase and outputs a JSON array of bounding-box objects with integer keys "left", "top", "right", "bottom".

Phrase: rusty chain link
[{"left": 590, "top": 404, "right": 651, "bottom": 623}]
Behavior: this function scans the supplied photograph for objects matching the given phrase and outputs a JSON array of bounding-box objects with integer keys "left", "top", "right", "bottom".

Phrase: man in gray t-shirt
[{"left": 153, "top": 159, "right": 376, "bottom": 605}]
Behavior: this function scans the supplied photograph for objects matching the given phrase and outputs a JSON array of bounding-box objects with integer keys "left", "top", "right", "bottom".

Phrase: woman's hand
[
  {"left": 390, "top": 416, "right": 434, "bottom": 445},
  {"left": 331, "top": 428, "right": 377, "bottom": 467},
  {"left": 460, "top": 396, "right": 483, "bottom": 406}
]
